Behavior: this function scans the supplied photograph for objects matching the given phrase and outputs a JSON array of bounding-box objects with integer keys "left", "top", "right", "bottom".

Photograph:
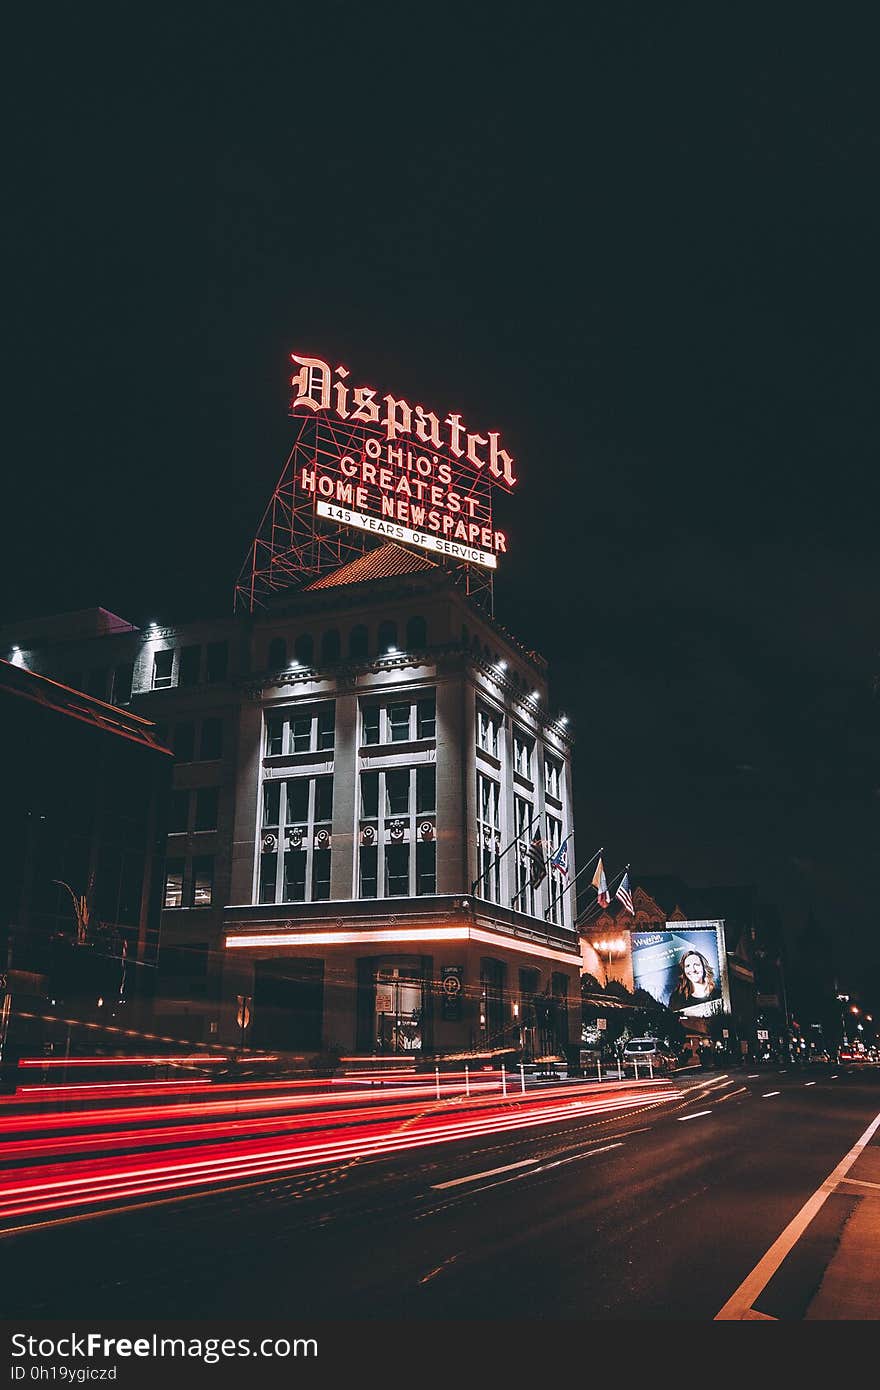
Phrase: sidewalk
[{"left": 803, "top": 1125, "right": 880, "bottom": 1319}]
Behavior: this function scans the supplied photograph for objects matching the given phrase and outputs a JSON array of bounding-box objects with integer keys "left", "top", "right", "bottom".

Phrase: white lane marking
[
  {"left": 432, "top": 1160, "right": 536, "bottom": 1190},
  {"left": 840, "top": 1177, "right": 880, "bottom": 1192},
  {"left": 715, "top": 1105, "right": 880, "bottom": 1320},
  {"left": 678, "top": 1110, "right": 713, "bottom": 1122},
  {"left": 534, "top": 1143, "right": 623, "bottom": 1172},
  {"left": 762, "top": 1091, "right": 781, "bottom": 1098},
  {"left": 743, "top": 1308, "right": 777, "bottom": 1320},
  {"left": 746, "top": 1074, "right": 760, "bottom": 1079},
  {"left": 608, "top": 1127, "right": 652, "bottom": 1139},
  {"left": 830, "top": 1074, "right": 838, "bottom": 1079},
  {"left": 804, "top": 1082, "right": 816, "bottom": 1087}
]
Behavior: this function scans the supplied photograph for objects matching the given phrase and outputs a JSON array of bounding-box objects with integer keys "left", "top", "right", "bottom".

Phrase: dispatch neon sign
[
  {"left": 290, "top": 354, "right": 517, "bottom": 489},
  {"left": 290, "top": 352, "right": 516, "bottom": 568}
]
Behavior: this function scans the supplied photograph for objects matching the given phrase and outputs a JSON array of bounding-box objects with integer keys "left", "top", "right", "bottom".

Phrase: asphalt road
[{"left": 3, "top": 1065, "right": 878, "bottom": 1322}]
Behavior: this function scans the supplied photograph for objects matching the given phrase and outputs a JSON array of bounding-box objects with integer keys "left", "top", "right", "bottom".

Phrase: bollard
[
  {"left": 501, "top": 1065, "right": 507, "bottom": 1097},
  {"left": 465, "top": 1065, "right": 470, "bottom": 1097},
  {"left": 520, "top": 1063, "right": 525, "bottom": 1094},
  {"left": 634, "top": 1058, "right": 639, "bottom": 1080},
  {"left": 435, "top": 1066, "right": 440, "bottom": 1100},
  {"left": 597, "top": 1057, "right": 602, "bottom": 1082},
  {"left": 648, "top": 1057, "right": 654, "bottom": 1080},
  {"left": 617, "top": 1057, "right": 622, "bottom": 1081}
]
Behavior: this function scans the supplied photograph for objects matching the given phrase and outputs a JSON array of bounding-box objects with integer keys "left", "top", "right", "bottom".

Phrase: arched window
[
  {"left": 406, "top": 615, "right": 427, "bottom": 649},
  {"left": 294, "top": 633, "right": 314, "bottom": 666},
  {"left": 321, "top": 629, "right": 341, "bottom": 664},
  {"left": 268, "top": 637, "right": 287, "bottom": 669},
  {"left": 349, "top": 624, "right": 369, "bottom": 660},
  {"left": 378, "top": 620, "right": 398, "bottom": 654}
]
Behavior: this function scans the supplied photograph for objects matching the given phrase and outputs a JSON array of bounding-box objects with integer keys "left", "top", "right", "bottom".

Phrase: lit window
[
  {"left": 152, "top": 650, "right": 173, "bottom": 690},
  {"left": 164, "top": 860, "right": 184, "bottom": 908},
  {"left": 192, "top": 857, "right": 213, "bottom": 907}
]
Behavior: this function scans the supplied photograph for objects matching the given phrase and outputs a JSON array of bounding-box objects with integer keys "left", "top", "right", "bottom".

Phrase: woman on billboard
[{"left": 668, "top": 949, "right": 720, "bottom": 1012}]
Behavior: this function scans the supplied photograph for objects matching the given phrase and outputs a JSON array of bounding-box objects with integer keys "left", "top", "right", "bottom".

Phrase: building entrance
[{"left": 374, "top": 963, "right": 423, "bottom": 1054}]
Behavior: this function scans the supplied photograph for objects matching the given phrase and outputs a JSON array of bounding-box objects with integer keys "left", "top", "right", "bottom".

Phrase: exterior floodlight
[
  {"left": 496, "top": 659, "right": 507, "bottom": 670},
  {"left": 387, "top": 646, "right": 398, "bottom": 655},
  {"left": 531, "top": 690, "right": 540, "bottom": 701},
  {"left": 559, "top": 715, "right": 568, "bottom": 725}
]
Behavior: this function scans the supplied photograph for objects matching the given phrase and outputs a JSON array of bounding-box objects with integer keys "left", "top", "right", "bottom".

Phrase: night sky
[{"left": 6, "top": 9, "right": 878, "bottom": 998}]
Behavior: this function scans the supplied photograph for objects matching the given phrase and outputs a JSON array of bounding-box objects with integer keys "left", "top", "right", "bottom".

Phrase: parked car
[
  {"left": 622, "top": 1038, "right": 677, "bottom": 1075},
  {"left": 837, "top": 1047, "right": 855, "bottom": 1063}
]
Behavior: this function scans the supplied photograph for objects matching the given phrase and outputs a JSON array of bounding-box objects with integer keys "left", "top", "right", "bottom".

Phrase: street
[{"left": 3, "top": 1065, "right": 878, "bottom": 1321}]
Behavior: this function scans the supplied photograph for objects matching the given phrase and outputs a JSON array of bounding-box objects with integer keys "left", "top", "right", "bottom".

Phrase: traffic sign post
[{"left": 236, "top": 994, "right": 252, "bottom": 1055}]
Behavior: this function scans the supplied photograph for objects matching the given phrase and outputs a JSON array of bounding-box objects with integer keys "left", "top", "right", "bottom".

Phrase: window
[
  {"left": 112, "top": 662, "right": 133, "bottom": 705},
  {"left": 406, "top": 615, "right": 427, "bottom": 648},
  {"left": 385, "top": 769, "right": 410, "bottom": 817},
  {"left": 389, "top": 703, "right": 410, "bottom": 742},
  {"left": 385, "top": 844, "right": 409, "bottom": 896},
  {"left": 476, "top": 773, "right": 502, "bottom": 903},
  {"left": 477, "top": 704, "right": 501, "bottom": 758},
  {"left": 360, "top": 693, "right": 436, "bottom": 746},
  {"left": 321, "top": 629, "right": 340, "bottom": 663},
  {"left": 179, "top": 645, "right": 201, "bottom": 686},
  {"left": 349, "top": 624, "right": 369, "bottom": 659},
  {"left": 262, "top": 781, "right": 281, "bottom": 826},
  {"left": 514, "top": 729, "right": 533, "bottom": 780},
  {"left": 357, "top": 765, "right": 437, "bottom": 900},
  {"left": 192, "top": 856, "right": 214, "bottom": 907},
  {"left": 168, "top": 790, "right": 189, "bottom": 835},
  {"left": 268, "top": 637, "right": 287, "bottom": 669},
  {"left": 194, "top": 788, "right": 219, "bottom": 832},
  {"left": 294, "top": 633, "right": 314, "bottom": 666},
  {"left": 417, "top": 698, "right": 436, "bottom": 740},
  {"left": 545, "top": 756, "right": 562, "bottom": 802},
  {"left": 362, "top": 707, "right": 380, "bottom": 745},
  {"left": 416, "top": 765, "right": 436, "bottom": 814},
  {"left": 378, "top": 619, "right": 398, "bottom": 654},
  {"left": 513, "top": 796, "right": 539, "bottom": 916},
  {"left": 264, "top": 704, "right": 335, "bottom": 757},
  {"left": 200, "top": 717, "right": 223, "bottom": 761},
  {"left": 416, "top": 840, "right": 436, "bottom": 895},
  {"left": 152, "top": 650, "right": 173, "bottom": 690},
  {"left": 206, "top": 642, "right": 228, "bottom": 682},
  {"left": 173, "top": 722, "right": 195, "bottom": 763},
  {"left": 164, "top": 859, "right": 184, "bottom": 909},
  {"left": 546, "top": 814, "right": 565, "bottom": 925},
  {"left": 256, "top": 775, "right": 333, "bottom": 906}
]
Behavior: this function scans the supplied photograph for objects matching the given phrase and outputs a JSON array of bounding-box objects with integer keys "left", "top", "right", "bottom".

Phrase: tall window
[
  {"left": 264, "top": 703, "right": 335, "bottom": 756},
  {"left": 152, "top": 650, "right": 173, "bottom": 690},
  {"left": 194, "top": 787, "right": 219, "bottom": 832},
  {"left": 257, "top": 775, "right": 333, "bottom": 904},
  {"left": 513, "top": 795, "right": 538, "bottom": 916},
  {"left": 179, "top": 645, "right": 201, "bottom": 686},
  {"left": 164, "top": 859, "right": 184, "bottom": 908},
  {"left": 545, "top": 756, "right": 562, "bottom": 802},
  {"left": 476, "top": 773, "right": 502, "bottom": 903},
  {"left": 112, "top": 662, "right": 134, "bottom": 705},
  {"left": 513, "top": 729, "right": 533, "bottom": 780},
  {"left": 477, "top": 704, "right": 501, "bottom": 758},
  {"left": 200, "top": 717, "right": 223, "bottom": 761},
  {"left": 192, "top": 857, "right": 214, "bottom": 907},
  {"left": 206, "top": 642, "right": 228, "bottom": 682},
  {"left": 546, "top": 814, "right": 565, "bottom": 925},
  {"left": 357, "top": 764, "right": 437, "bottom": 899}
]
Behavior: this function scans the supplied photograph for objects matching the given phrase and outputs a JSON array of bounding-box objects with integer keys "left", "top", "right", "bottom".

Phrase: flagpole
[
  {"left": 471, "top": 810, "right": 539, "bottom": 898},
  {"left": 510, "top": 813, "right": 545, "bottom": 910},
  {"left": 576, "top": 863, "right": 630, "bottom": 928},
  {"left": 545, "top": 845, "right": 603, "bottom": 921}
]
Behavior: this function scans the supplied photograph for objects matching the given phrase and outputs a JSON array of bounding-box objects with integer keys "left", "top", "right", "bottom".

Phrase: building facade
[{"left": 3, "top": 544, "right": 581, "bottom": 1059}]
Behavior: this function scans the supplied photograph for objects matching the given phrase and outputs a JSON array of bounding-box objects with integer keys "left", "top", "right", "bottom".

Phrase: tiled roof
[{"left": 303, "top": 542, "right": 438, "bottom": 590}]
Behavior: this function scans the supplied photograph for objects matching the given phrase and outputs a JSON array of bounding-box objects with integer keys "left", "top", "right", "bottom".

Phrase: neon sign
[{"left": 289, "top": 353, "right": 517, "bottom": 570}]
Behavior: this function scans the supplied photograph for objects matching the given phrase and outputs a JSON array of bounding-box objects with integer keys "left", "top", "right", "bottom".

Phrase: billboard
[{"left": 631, "top": 922, "right": 729, "bottom": 1018}]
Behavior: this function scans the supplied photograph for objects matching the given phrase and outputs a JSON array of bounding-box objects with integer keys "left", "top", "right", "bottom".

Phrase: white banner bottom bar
[{"left": 316, "top": 500, "right": 499, "bottom": 570}]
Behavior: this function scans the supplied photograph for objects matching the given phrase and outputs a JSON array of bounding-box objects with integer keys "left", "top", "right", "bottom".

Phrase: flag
[
  {"left": 525, "top": 827, "right": 546, "bottom": 888},
  {"left": 616, "top": 870, "right": 634, "bottom": 914},
  {"left": 549, "top": 837, "right": 569, "bottom": 877},
  {"left": 592, "top": 857, "right": 609, "bottom": 907}
]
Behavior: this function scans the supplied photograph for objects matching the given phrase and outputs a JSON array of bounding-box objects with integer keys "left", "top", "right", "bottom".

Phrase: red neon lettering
[
  {"left": 300, "top": 468, "right": 316, "bottom": 492},
  {"left": 383, "top": 395, "right": 413, "bottom": 442},
  {"left": 446, "top": 492, "right": 460, "bottom": 513},
  {"left": 445, "top": 413, "right": 465, "bottom": 458},
  {"left": 332, "top": 365, "right": 350, "bottom": 418},
  {"left": 488, "top": 432, "right": 517, "bottom": 487},
  {"left": 351, "top": 386, "right": 380, "bottom": 423},
  {"left": 414, "top": 406, "right": 442, "bottom": 447},
  {"left": 466, "top": 432, "right": 487, "bottom": 469},
  {"left": 290, "top": 355, "right": 331, "bottom": 412},
  {"left": 494, "top": 531, "right": 507, "bottom": 553},
  {"left": 340, "top": 456, "right": 358, "bottom": 477},
  {"left": 411, "top": 505, "right": 426, "bottom": 527}
]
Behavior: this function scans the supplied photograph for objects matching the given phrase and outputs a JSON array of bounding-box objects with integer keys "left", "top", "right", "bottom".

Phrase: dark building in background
[{"left": 0, "top": 658, "right": 172, "bottom": 1066}]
